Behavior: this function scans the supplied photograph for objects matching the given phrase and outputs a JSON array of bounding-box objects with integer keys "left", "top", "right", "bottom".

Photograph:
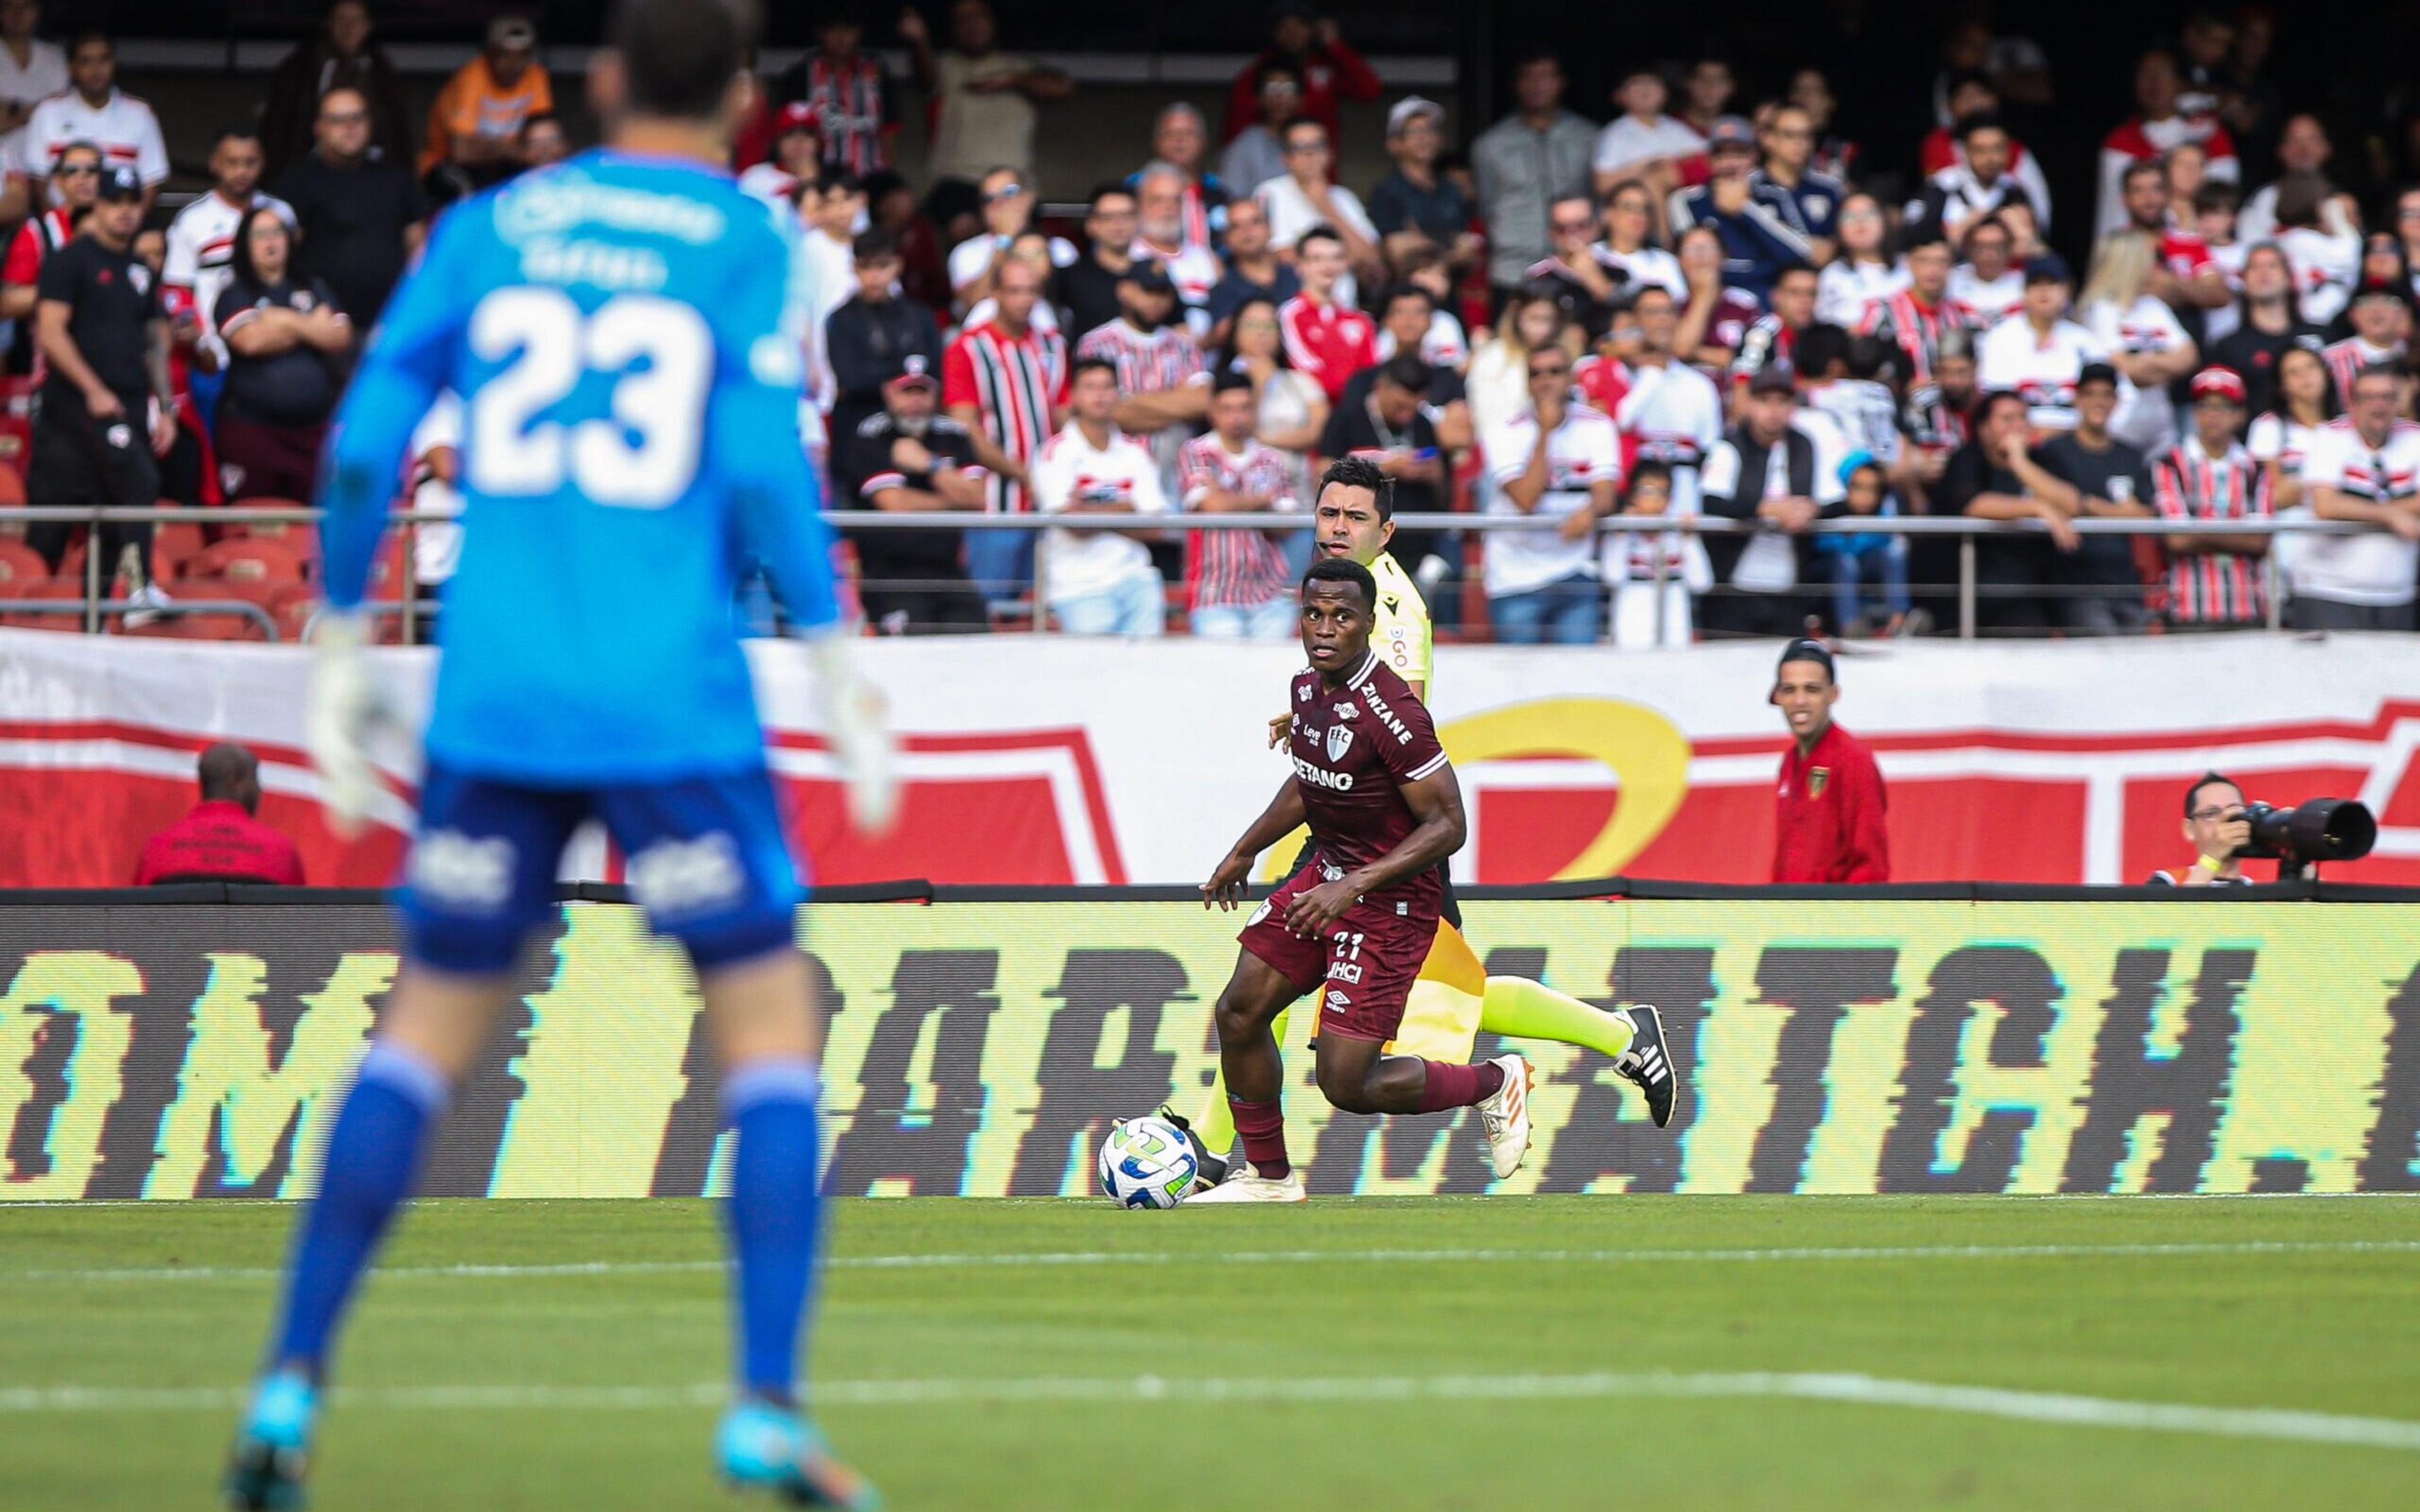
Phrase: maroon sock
[
  {"left": 1228, "top": 1097, "right": 1291, "bottom": 1179},
  {"left": 1415, "top": 1058, "right": 1505, "bottom": 1114}
]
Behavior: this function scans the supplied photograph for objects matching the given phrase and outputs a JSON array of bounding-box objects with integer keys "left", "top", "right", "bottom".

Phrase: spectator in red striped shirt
[
  {"left": 2153, "top": 366, "right": 2272, "bottom": 629},
  {"left": 132, "top": 744, "right": 304, "bottom": 886},
  {"left": 1182, "top": 370, "right": 1302, "bottom": 639},
  {"left": 1076, "top": 260, "right": 1210, "bottom": 500},
  {"left": 769, "top": 6, "right": 896, "bottom": 176},
  {"left": 1277, "top": 226, "right": 1376, "bottom": 403},
  {"left": 943, "top": 255, "right": 1069, "bottom": 602}
]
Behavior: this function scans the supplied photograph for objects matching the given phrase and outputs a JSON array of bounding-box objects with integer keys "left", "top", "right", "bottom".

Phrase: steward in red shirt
[
  {"left": 1770, "top": 638, "right": 1889, "bottom": 883},
  {"left": 134, "top": 743, "right": 306, "bottom": 886}
]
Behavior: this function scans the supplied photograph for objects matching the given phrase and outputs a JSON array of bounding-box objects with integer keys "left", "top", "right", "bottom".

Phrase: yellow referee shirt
[{"left": 1371, "top": 550, "right": 1432, "bottom": 693}]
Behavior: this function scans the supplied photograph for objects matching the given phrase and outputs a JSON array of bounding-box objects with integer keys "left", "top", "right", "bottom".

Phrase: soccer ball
[{"left": 1097, "top": 1116, "right": 1201, "bottom": 1208}]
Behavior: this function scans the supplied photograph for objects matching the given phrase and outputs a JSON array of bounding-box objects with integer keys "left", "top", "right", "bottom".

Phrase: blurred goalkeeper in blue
[{"left": 224, "top": 1, "right": 891, "bottom": 1507}]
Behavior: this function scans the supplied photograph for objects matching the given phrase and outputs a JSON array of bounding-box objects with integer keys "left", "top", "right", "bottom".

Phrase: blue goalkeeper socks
[
  {"left": 270, "top": 1041, "right": 449, "bottom": 1375},
  {"left": 722, "top": 1058, "right": 827, "bottom": 1402}
]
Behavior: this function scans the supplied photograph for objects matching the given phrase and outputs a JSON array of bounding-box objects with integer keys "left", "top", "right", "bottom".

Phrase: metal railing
[{"left": 1, "top": 504, "right": 2393, "bottom": 643}]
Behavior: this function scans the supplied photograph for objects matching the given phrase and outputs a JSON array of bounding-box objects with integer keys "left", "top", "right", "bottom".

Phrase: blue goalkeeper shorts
[{"left": 398, "top": 761, "right": 804, "bottom": 975}]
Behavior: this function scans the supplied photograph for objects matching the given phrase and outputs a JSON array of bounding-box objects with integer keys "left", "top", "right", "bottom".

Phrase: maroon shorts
[{"left": 1236, "top": 864, "right": 1439, "bottom": 1041}]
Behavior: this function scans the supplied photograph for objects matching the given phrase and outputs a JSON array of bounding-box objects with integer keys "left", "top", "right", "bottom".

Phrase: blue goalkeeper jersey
[{"left": 316, "top": 149, "right": 839, "bottom": 784}]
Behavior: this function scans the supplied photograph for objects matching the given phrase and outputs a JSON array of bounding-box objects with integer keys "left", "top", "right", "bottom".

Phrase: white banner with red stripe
[{"left": 4, "top": 627, "right": 2419, "bottom": 888}]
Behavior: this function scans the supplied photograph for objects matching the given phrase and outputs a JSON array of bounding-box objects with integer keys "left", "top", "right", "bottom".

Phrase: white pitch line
[
  {"left": 3, "top": 1372, "right": 2416, "bottom": 1452},
  {"left": 15, "top": 1236, "right": 2420, "bottom": 1285}
]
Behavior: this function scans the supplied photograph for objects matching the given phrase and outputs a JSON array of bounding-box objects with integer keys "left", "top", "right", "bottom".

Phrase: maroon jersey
[{"left": 1285, "top": 651, "right": 1451, "bottom": 916}]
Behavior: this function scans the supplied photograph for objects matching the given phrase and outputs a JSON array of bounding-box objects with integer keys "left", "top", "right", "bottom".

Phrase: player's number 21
[{"left": 467, "top": 287, "right": 710, "bottom": 508}]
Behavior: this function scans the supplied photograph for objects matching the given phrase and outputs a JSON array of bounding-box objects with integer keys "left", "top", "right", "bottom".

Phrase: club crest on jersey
[
  {"left": 129, "top": 264, "right": 152, "bottom": 295},
  {"left": 1809, "top": 767, "right": 1830, "bottom": 798},
  {"left": 1325, "top": 725, "right": 1354, "bottom": 761}
]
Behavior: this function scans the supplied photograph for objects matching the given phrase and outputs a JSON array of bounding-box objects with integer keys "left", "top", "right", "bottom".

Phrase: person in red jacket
[
  {"left": 133, "top": 743, "right": 306, "bottom": 886},
  {"left": 1770, "top": 638, "right": 1890, "bottom": 882},
  {"left": 1223, "top": 3, "right": 1379, "bottom": 145}
]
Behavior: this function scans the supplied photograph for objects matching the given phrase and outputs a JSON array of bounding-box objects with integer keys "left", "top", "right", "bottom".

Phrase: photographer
[{"left": 2149, "top": 771, "right": 2257, "bottom": 886}]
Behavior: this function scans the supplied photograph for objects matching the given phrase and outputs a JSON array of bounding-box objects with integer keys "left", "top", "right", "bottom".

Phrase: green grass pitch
[{"left": 8, "top": 1194, "right": 2420, "bottom": 1509}]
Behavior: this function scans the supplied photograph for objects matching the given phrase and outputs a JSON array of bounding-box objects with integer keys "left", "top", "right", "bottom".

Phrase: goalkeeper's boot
[
  {"left": 1612, "top": 1005, "right": 1680, "bottom": 1129},
  {"left": 718, "top": 1395, "right": 882, "bottom": 1509},
  {"left": 1156, "top": 1103, "right": 1228, "bottom": 1190},
  {"left": 1185, "top": 1168, "right": 1306, "bottom": 1204},
  {"left": 223, "top": 1367, "right": 316, "bottom": 1510}
]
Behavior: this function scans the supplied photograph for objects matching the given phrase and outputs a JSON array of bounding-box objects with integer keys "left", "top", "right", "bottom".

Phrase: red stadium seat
[
  {"left": 141, "top": 576, "right": 285, "bottom": 641},
  {"left": 0, "top": 578, "right": 86, "bottom": 631},
  {"left": 0, "top": 537, "right": 47, "bottom": 587},
  {"left": 268, "top": 581, "right": 318, "bottom": 642},
  {"left": 153, "top": 518, "right": 207, "bottom": 581},
  {"left": 186, "top": 536, "right": 306, "bottom": 585},
  {"left": 228, "top": 506, "right": 320, "bottom": 576}
]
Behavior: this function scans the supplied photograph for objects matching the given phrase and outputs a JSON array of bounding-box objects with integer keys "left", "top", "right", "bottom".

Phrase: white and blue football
[{"left": 1097, "top": 1116, "right": 1201, "bottom": 1208}]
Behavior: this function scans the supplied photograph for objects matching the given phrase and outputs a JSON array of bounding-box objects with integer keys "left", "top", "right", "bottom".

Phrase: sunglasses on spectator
[
  {"left": 984, "top": 183, "right": 1026, "bottom": 202},
  {"left": 55, "top": 161, "right": 100, "bottom": 176},
  {"left": 1285, "top": 139, "right": 1328, "bottom": 155},
  {"left": 322, "top": 110, "right": 368, "bottom": 125}
]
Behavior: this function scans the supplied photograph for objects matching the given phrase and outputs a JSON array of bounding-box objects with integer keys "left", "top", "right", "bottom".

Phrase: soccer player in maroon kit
[{"left": 1195, "top": 556, "right": 1530, "bottom": 1203}]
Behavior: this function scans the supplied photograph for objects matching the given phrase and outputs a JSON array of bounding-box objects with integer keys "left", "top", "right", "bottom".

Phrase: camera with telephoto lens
[{"left": 2233, "top": 799, "right": 2377, "bottom": 878}]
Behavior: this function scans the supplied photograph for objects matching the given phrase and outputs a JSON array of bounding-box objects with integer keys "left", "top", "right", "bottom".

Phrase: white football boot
[
  {"left": 1474, "top": 1053, "right": 1534, "bottom": 1179},
  {"left": 1185, "top": 1168, "right": 1307, "bottom": 1204}
]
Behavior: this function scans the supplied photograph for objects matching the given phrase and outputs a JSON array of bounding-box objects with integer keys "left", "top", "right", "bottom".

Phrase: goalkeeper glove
[
  {"left": 305, "top": 610, "right": 388, "bottom": 836},
  {"left": 803, "top": 630, "right": 899, "bottom": 835}
]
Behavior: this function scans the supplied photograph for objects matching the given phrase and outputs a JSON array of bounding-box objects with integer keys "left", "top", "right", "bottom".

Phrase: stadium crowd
[{"left": 4, "top": 1, "right": 2420, "bottom": 643}]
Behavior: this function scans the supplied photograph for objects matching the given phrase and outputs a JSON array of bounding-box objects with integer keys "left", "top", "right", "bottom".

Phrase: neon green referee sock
[
  {"left": 1479, "top": 977, "right": 1634, "bottom": 1061},
  {"left": 1189, "top": 1005, "right": 1294, "bottom": 1156}
]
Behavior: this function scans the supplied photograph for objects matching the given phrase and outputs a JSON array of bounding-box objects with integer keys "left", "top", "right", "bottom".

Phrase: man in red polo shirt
[
  {"left": 1770, "top": 638, "right": 1889, "bottom": 883},
  {"left": 133, "top": 743, "right": 305, "bottom": 885}
]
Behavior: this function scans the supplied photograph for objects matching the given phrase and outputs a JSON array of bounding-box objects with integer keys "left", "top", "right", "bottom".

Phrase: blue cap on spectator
[
  {"left": 95, "top": 164, "right": 143, "bottom": 202},
  {"left": 1705, "top": 116, "right": 1758, "bottom": 152},
  {"left": 1836, "top": 449, "right": 1878, "bottom": 484},
  {"left": 2022, "top": 252, "right": 2072, "bottom": 285}
]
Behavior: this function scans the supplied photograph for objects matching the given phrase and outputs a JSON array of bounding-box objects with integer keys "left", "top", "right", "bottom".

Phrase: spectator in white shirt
[
  {"left": 1911, "top": 112, "right": 2044, "bottom": 244},
  {"left": 1593, "top": 178, "right": 1686, "bottom": 302},
  {"left": 947, "top": 168, "right": 1076, "bottom": 319},
  {"left": 1131, "top": 159, "right": 1223, "bottom": 336},
  {"left": 1978, "top": 253, "right": 2115, "bottom": 433},
  {"left": 1592, "top": 67, "right": 1702, "bottom": 210},
  {"left": 2300, "top": 364, "right": 2420, "bottom": 631},
  {"left": 1606, "top": 460, "right": 1708, "bottom": 648},
  {"left": 1033, "top": 357, "right": 1170, "bottom": 636},
  {"left": 1817, "top": 192, "right": 1906, "bottom": 328},
  {"left": 2079, "top": 231, "right": 2198, "bottom": 455},
  {"left": 14, "top": 30, "right": 166, "bottom": 217},
  {"left": 2267, "top": 171, "right": 2363, "bottom": 329},
  {"left": 1949, "top": 212, "right": 2024, "bottom": 329},
  {"left": 1256, "top": 117, "right": 1381, "bottom": 288},
  {"left": 164, "top": 126, "right": 296, "bottom": 399},
  {"left": 2235, "top": 113, "right": 2333, "bottom": 246},
  {"left": 2096, "top": 49, "right": 2238, "bottom": 239},
  {"left": 0, "top": 0, "right": 66, "bottom": 183},
  {"left": 1483, "top": 344, "right": 1619, "bottom": 643}
]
